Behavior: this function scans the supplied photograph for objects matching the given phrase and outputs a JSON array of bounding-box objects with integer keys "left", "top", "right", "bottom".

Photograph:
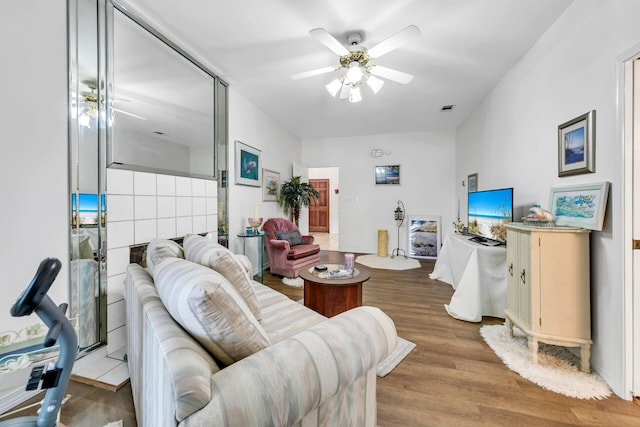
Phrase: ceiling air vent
[{"left": 441, "top": 105, "right": 455, "bottom": 111}]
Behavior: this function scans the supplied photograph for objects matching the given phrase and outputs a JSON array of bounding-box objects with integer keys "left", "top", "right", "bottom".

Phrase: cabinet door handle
[
  {"left": 508, "top": 263, "right": 513, "bottom": 276},
  {"left": 520, "top": 269, "right": 526, "bottom": 284}
]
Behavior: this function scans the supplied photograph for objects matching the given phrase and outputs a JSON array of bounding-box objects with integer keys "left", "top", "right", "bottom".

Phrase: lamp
[
  {"left": 348, "top": 86, "right": 362, "bottom": 103},
  {"left": 392, "top": 200, "right": 407, "bottom": 259}
]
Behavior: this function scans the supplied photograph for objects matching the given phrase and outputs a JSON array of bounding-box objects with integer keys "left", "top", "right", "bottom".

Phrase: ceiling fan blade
[
  {"left": 290, "top": 66, "right": 337, "bottom": 80},
  {"left": 114, "top": 107, "right": 146, "bottom": 120},
  {"left": 367, "top": 25, "right": 421, "bottom": 59},
  {"left": 309, "top": 28, "right": 351, "bottom": 57},
  {"left": 369, "top": 65, "right": 414, "bottom": 84}
]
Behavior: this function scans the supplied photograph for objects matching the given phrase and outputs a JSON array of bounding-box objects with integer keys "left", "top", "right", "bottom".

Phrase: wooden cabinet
[{"left": 504, "top": 223, "right": 592, "bottom": 372}]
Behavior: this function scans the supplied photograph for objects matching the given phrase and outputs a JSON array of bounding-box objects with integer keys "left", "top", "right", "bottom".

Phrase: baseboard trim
[
  {"left": 0, "top": 388, "right": 42, "bottom": 415},
  {"left": 70, "top": 375, "right": 130, "bottom": 392}
]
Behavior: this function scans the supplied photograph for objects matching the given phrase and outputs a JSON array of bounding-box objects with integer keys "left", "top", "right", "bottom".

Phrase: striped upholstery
[
  {"left": 126, "top": 259, "right": 398, "bottom": 427},
  {"left": 184, "top": 234, "right": 262, "bottom": 322},
  {"left": 125, "top": 264, "right": 220, "bottom": 425},
  {"left": 182, "top": 306, "right": 397, "bottom": 427},
  {"left": 154, "top": 258, "right": 270, "bottom": 366},
  {"left": 146, "top": 238, "right": 184, "bottom": 273}
]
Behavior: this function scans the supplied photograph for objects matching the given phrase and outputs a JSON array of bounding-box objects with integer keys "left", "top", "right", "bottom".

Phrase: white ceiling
[{"left": 120, "top": 0, "right": 573, "bottom": 140}]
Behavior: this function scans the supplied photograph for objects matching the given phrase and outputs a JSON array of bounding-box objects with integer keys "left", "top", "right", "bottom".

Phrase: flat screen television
[{"left": 467, "top": 187, "right": 513, "bottom": 244}]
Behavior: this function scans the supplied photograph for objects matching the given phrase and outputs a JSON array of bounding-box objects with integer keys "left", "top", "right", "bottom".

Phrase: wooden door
[{"left": 309, "top": 179, "right": 329, "bottom": 232}]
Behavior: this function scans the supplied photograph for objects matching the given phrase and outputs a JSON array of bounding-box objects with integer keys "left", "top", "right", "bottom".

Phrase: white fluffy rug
[
  {"left": 282, "top": 277, "right": 304, "bottom": 287},
  {"left": 480, "top": 324, "right": 611, "bottom": 399},
  {"left": 356, "top": 254, "right": 421, "bottom": 270},
  {"left": 377, "top": 337, "right": 416, "bottom": 377}
]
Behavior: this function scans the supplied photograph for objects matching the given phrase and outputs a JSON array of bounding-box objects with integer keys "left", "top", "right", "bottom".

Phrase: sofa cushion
[
  {"left": 125, "top": 264, "right": 219, "bottom": 422},
  {"left": 275, "top": 229, "right": 304, "bottom": 246},
  {"left": 154, "top": 258, "right": 270, "bottom": 366},
  {"left": 183, "top": 234, "right": 262, "bottom": 322},
  {"left": 146, "top": 238, "right": 184, "bottom": 274},
  {"left": 287, "top": 244, "right": 321, "bottom": 260}
]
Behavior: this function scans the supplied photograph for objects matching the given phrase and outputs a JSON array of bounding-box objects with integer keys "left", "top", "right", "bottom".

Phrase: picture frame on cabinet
[
  {"left": 235, "top": 141, "right": 261, "bottom": 187},
  {"left": 407, "top": 215, "right": 441, "bottom": 259},
  {"left": 262, "top": 168, "right": 280, "bottom": 202},
  {"left": 548, "top": 181, "right": 610, "bottom": 231},
  {"left": 558, "top": 110, "right": 595, "bottom": 177}
]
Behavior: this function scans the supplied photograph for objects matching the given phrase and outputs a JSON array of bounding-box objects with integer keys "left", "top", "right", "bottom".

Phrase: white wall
[
  {"left": 227, "top": 88, "right": 300, "bottom": 268},
  {"left": 0, "top": 0, "right": 69, "bottom": 395},
  {"left": 456, "top": 0, "right": 640, "bottom": 398},
  {"left": 302, "top": 131, "right": 457, "bottom": 254}
]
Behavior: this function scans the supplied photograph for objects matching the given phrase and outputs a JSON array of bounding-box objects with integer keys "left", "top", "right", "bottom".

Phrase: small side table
[{"left": 237, "top": 232, "right": 264, "bottom": 283}]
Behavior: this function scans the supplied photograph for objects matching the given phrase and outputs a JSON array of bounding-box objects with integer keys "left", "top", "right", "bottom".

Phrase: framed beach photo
[
  {"left": 262, "top": 168, "right": 280, "bottom": 202},
  {"left": 235, "top": 141, "right": 261, "bottom": 187},
  {"left": 558, "top": 110, "right": 595, "bottom": 177},
  {"left": 375, "top": 165, "right": 400, "bottom": 185},
  {"left": 548, "top": 182, "right": 609, "bottom": 231},
  {"left": 407, "top": 215, "right": 441, "bottom": 259}
]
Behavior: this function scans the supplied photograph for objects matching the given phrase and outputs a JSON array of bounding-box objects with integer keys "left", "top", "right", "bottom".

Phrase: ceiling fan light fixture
[
  {"left": 346, "top": 61, "right": 363, "bottom": 84},
  {"left": 349, "top": 86, "right": 362, "bottom": 103},
  {"left": 325, "top": 78, "right": 342, "bottom": 97},
  {"left": 367, "top": 75, "right": 384, "bottom": 94}
]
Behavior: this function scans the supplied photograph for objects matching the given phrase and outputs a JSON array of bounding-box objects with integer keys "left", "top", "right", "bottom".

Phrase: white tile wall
[{"left": 105, "top": 169, "right": 217, "bottom": 360}]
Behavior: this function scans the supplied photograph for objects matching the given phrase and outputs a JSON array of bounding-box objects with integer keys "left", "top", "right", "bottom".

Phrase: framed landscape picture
[
  {"left": 558, "top": 110, "right": 595, "bottom": 177},
  {"left": 262, "top": 168, "right": 280, "bottom": 201},
  {"left": 375, "top": 164, "right": 400, "bottom": 185},
  {"left": 407, "top": 215, "right": 441, "bottom": 259},
  {"left": 235, "top": 140, "right": 261, "bottom": 187},
  {"left": 548, "top": 181, "right": 609, "bottom": 231}
]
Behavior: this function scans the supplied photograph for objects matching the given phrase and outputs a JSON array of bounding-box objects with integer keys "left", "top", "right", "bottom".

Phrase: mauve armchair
[{"left": 263, "top": 218, "right": 320, "bottom": 278}]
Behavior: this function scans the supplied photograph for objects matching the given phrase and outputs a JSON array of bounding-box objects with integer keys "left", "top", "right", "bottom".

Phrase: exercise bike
[{"left": 0, "top": 258, "right": 77, "bottom": 427}]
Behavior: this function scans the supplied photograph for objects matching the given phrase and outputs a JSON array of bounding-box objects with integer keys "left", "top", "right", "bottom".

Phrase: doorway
[{"left": 308, "top": 167, "right": 339, "bottom": 250}]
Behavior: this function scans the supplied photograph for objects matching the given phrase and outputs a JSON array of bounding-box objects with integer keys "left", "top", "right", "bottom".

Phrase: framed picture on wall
[
  {"left": 375, "top": 165, "right": 400, "bottom": 185},
  {"left": 558, "top": 110, "right": 595, "bottom": 177},
  {"left": 407, "top": 215, "right": 441, "bottom": 259},
  {"left": 235, "top": 141, "right": 261, "bottom": 187},
  {"left": 468, "top": 173, "right": 478, "bottom": 192},
  {"left": 262, "top": 168, "right": 280, "bottom": 202}
]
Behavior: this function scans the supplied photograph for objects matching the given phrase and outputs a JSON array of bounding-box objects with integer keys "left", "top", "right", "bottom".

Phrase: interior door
[
  {"left": 632, "top": 58, "right": 640, "bottom": 397},
  {"left": 309, "top": 179, "right": 330, "bottom": 232}
]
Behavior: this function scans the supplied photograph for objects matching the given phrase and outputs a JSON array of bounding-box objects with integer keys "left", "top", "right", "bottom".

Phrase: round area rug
[
  {"left": 282, "top": 277, "right": 304, "bottom": 287},
  {"left": 480, "top": 324, "right": 611, "bottom": 399},
  {"left": 355, "top": 254, "right": 421, "bottom": 270}
]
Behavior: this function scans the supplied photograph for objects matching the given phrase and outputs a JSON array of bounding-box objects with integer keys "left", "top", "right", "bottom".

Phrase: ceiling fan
[
  {"left": 71, "top": 79, "right": 145, "bottom": 128},
  {"left": 291, "top": 25, "right": 421, "bottom": 103}
]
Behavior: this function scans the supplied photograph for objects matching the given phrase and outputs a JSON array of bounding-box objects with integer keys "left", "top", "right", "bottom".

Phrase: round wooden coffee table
[{"left": 299, "top": 264, "right": 371, "bottom": 317}]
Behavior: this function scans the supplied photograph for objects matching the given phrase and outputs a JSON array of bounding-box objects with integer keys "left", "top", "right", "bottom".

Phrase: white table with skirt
[{"left": 429, "top": 233, "right": 507, "bottom": 322}]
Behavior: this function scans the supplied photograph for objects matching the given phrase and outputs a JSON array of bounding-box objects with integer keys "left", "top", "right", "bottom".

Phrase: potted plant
[{"left": 278, "top": 176, "right": 319, "bottom": 227}]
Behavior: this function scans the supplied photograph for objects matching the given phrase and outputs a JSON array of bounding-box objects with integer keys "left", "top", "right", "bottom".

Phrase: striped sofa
[{"left": 125, "top": 238, "right": 398, "bottom": 427}]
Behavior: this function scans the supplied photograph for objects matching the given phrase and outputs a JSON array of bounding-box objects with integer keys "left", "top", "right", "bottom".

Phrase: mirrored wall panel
[{"left": 107, "top": 1, "right": 216, "bottom": 179}]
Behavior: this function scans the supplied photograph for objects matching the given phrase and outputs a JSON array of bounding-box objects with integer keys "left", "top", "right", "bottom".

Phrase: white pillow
[
  {"left": 154, "top": 258, "right": 270, "bottom": 366},
  {"left": 183, "top": 234, "right": 262, "bottom": 322},
  {"left": 146, "top": 238, "right": 184, "bottom": 274}
]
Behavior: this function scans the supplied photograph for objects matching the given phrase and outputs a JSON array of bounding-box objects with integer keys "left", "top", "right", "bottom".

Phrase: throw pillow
[
  {"left": 275, "top": 230, "right": 304, "bottom": 246},
  {"left": 146, "top": 238, "right": 184, "bottom": 274},
  {"left": 154, "top": 258, "right": 271, "bottom": 366},
  {"left": 183, "top": 234, "right": 262, "bottom": 322}
]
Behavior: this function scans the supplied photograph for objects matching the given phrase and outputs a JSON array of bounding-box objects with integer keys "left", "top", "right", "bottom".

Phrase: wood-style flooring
[{"left": 6, "top": 250, "right": 639, "bottom": 426}]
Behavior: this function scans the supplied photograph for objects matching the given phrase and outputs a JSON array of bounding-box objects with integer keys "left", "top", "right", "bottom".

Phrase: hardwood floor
[{"left": 8, "top": 250, "right": 638, "bottom": 426}]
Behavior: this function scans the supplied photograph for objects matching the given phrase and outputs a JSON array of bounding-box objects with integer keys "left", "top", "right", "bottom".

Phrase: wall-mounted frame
[
  {"left": 235, "top": 141, "right": 261, "bottom": 187},
  {"left": 558, "top": 110, "right": 595, "bottom": 177},
  {"left": 375, "top": 164, "right": 400, "bottom": 185},
  {"left": 262, "top": 168, "right": 280, "bottom": 202},
  {"left": 468, "top": 173, "right": 478, "bottom": 192},
  {"left": 548, "top": 181, "right": 609, "bottom": 231},
  {"left": 407, "top": 215, "right": 441, "bottom": 259}
]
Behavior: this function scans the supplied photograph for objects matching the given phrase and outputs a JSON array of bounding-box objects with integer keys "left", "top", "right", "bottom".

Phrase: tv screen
[{"left": 467, "top": 188, "right": 513, "bottom": 243}]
